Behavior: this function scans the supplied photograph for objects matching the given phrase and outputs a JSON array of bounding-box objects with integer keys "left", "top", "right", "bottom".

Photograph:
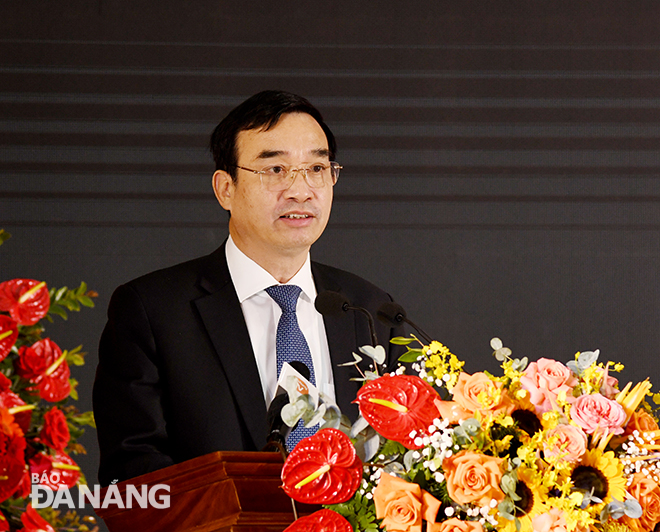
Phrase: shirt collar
[{"left": 225, "top": 235, "right": 317, "bottom": 303}]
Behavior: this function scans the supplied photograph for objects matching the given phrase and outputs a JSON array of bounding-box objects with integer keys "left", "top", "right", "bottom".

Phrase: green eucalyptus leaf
[
  {"left": 390, "top": 336, "right": 416, "bottom": 346},
  {"left": 398, "top": 348, "right": 425, "bottom": 363},
  {"left": 359, "top": 345, "right": 386, "bottom": 365}
]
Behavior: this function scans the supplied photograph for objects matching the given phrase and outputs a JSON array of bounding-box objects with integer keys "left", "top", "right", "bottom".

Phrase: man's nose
[{"left": 283, "top": 169, "right": 314, "bottom": 198}]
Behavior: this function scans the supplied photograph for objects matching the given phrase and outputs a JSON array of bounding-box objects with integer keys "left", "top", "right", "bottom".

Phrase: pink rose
[
  {"left": 543, "top": 424, "right": 588, "bottom": 463},
  {"left": 570, "top": 393, "right": 626, "bottom": 435},
  {"left": 520, "top": 358, "right": 577, "bottom": 414},
  {"left": 428, "top": 518, "right": 484, "bottom": 532},
  {"left": 531, "top": 508, "right": 568, "bottom": 532}
]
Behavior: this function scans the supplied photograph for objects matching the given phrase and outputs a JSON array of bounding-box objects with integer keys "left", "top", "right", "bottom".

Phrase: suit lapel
[
  {"left": 193, "top": 245, "right": 267, "bottom": 450},
  {"left": 312, "top": 263, "right": 362, "bottom": 420}
]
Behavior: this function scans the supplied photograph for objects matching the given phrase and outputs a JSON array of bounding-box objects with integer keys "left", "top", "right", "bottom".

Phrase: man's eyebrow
[
  {"left": 255, "top": 148, "right": 331, "bottom": 159},
  {"left": 256, "top": 150, "right": 286, "bottom": 159}
]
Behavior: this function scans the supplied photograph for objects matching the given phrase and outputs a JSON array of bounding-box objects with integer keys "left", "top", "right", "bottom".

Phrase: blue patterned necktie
[{"left": 265, "top": 284, "right": 317, "bottom": 450}]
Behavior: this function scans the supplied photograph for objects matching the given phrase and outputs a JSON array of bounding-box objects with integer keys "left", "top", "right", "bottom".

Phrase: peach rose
[
  {"left": 443, "top": 451, "right": 504, "bottom": 506},
  {"left": 520, "top": 358, "right": 577, "bottom": 414},
  {"left": 373, "top": 473, "right": 440, "bottom": 532},
  {"left": 531, "top": 508, "right": 569, "bottom": 532},
  {"left": 543, "top": 424, "right": 588, "bottom": 463},
  {"left": 448, "top": 372, "right": 514, "bottom": 419},
  {"left": 427, "top": 518, "right": 484, "bottom": 532},
  {"left": 620, "top": 473, "right": 660, "bottom": 532},
  {"left": 570, "top": 393, "right": 626, "bottom": 435},
  {"left": 624, "top": 409, "right": 660, "bottom": 438}
]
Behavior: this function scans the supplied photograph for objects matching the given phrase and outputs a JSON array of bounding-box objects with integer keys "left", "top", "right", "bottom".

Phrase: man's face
[{"left": 213, "top": 112, "right": 334, "bottom": 265}]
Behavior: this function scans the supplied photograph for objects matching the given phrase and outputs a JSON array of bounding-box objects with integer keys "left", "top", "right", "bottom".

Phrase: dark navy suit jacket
[{"left": 93, "top": 243, "right": 401, "bottom": 486}]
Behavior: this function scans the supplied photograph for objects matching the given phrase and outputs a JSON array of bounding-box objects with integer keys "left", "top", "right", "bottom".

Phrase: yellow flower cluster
[{"left": 421, "top": 340, "right": 464, "bottom": 390}]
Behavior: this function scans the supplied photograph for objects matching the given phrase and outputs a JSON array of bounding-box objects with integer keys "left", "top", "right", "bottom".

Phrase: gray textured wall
[{"left": 2, "top": 1, "right": 660, "bottom": 529}]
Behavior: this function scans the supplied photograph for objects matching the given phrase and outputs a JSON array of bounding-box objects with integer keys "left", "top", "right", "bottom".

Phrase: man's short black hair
[{"left": 210, "top": 90, "right": 337, "bottom": 180}]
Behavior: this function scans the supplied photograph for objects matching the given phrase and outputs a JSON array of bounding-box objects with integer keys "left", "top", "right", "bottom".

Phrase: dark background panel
[{"left": 2, "top": 2, "right": 660, "bottom": 529}]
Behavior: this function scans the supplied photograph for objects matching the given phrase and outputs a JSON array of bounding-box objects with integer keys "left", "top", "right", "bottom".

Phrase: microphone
[
  {"left": 266, "top": 361, "right": 310, "bottom": 447},
  {"left": 315, "top": 291, "right": 378, "bottom": 347},
  {"left": 377, "top": 301, "right": 434, "bottom": 344}
]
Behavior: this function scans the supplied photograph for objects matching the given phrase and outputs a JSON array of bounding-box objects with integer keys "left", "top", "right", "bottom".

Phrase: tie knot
[{"left": 265, "top": 284, "right": 302, "bottom": 313}]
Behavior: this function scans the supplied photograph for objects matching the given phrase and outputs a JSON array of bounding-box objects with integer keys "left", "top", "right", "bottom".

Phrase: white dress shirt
[{"left": 225, "top": 236, "right": 335, "bottom": 407}]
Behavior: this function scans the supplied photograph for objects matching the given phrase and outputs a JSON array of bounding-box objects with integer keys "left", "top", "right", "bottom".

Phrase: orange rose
[
  {"left": 427, "top": 519, "right": 484, "bottom": 532},
  {"left": 443, "top": 451, "right": 505, "bottom": 506},
  {"left": 620, "top": 473, "right": 660, "bottom": 532},
  {"left": 450, "top": 372, "right": 514, "bottom": 419},
  {"left": 373, "top": 473, "right": 440, "bottom": 532},
  {"left": 624, "top": 409, "right": 660, "bottom": 438}
]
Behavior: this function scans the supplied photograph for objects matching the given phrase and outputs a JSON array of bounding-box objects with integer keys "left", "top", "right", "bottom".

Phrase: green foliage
[
  {"left": 39, "top": 506, "right": 100, "bottom": 532},
  {"left": 390, "top": 336, "right": 416, "bottom": 346},
  {"left": 326, "top": 492, "right": 381, "bottom": 532},
  {"left": 72, "top": 411, "right": 95, "bottom": 429},
  {"left": 65, "top": 346, "right": 87, "bottom": 367},
  {"left": 378, "top": 439, "right": 407, "bottom": 459},
  {"left": 47, "top": 283, "right": 96, "bottom": 322},
  {"left": 0, "top": 230, "right": 10, "bottom": 246},
  {"left": 398, "top": 348, "right": 425, "bottom": 363}
]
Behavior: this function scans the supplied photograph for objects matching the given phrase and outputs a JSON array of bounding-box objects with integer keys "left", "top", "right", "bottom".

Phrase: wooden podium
[{"left": 95, "top": 451, "right": 317, "bottom": 532}]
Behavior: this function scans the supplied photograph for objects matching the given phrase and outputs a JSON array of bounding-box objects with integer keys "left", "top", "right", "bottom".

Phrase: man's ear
[{"left": 212, "top": 170, "right": 234, "bottom": 211}]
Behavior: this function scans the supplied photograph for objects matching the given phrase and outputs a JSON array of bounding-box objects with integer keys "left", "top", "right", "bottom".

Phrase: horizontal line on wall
[
  {"left": 3, "top": 39, "right": 660, "bottom": 51},
  {"left": 4, "top": 66, "right": 660, "bottom": 79},
  {"left": 3, "top": 93, "right": 660, "bottom": 109},
  {"left": 4, "top": 146, "right": 660, "bottom": 168},
  {"left": 4, "top": 120, "right": 660, "bottom": 138},
  {"left": 3, "top": 191, "right": 660, "bottom": 203},
  {"left": 3, "top": 220, "right": 660, "bottom": 231}
]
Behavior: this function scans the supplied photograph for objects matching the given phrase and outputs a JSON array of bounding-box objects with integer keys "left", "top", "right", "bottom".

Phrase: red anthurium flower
[
  {"left": 0, "top": 315, "right": 18, "bottom": 362},
  {"left": 0, "top": 512, "right": 8, "bottom": 532},
  {"left": 283, "top": 509, "right": 352, "bottom": 532},
  {"left": 29, "top": 451, "right": 80, "bottom": 490},
  {"left": 37, "top": 363, "right": 71, "bottom": 403},
  {"left": 12, "top": 466, "right": 31, "bottom": 500},
  {"left": 40, "top": 408, "right": 70, "bottom": 452},
  {"left": 281, "top": 428, "right": 362, "bottom": 504},
  {"left": 0, "top": 279, "right": 49, "bottom": 326},
  {"left": 0, "top": 374, "right": 33, "bottom": 434},
  {"left": 19, "top": 504, "right": 56, "bottom": 532},
  {"left": 354, "top": 374, "right": 441, "bottom": 449},
  {"left": 0, "top": 408, "right": 26, "bottom": 502},
  {"left": 16, "top": 339, "right": 71, "bottom": 403}
]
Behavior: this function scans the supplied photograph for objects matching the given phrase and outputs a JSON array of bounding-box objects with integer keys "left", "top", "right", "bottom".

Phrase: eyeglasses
[{"left": 233, "top": 162, "right": 342, "bottom": 191}]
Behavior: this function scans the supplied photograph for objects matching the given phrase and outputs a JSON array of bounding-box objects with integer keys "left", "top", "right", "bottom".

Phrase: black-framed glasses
[{"left": 233, "top": 162, "right": 342, "bottom": 191}]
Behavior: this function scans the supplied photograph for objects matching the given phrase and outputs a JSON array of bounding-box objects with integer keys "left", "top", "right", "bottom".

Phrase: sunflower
[
  {"left": 498, "top": 466, "right": 547, "bottom": 532},
  {"left": 571, "top": 449, "right": 627, "bottom": 505}
]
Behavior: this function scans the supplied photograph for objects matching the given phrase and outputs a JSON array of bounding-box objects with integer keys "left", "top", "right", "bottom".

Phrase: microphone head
[
  {"left": 377, "top": 301, "right": 407, "bottom": 326},
  {"left": 315, "top": 290, "right": 350, "bottom": 316}
]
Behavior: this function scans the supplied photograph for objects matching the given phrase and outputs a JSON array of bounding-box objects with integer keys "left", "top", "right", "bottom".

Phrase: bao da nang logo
[{"left": 31, "top": 473, "right": 170, "bottom": 509}]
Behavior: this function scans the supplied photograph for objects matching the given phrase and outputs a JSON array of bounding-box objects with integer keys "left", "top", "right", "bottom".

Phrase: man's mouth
[{"left": 281, "top": 214, "right": 311, "bottom": 219}]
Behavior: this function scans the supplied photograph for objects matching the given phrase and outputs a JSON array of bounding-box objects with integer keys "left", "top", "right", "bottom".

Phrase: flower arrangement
[
  {"left": 280, "top": 331, "right": 660, "bottom": 532},
  {"left": 0, "top": 230, "right": 97, "bottom": 531}
]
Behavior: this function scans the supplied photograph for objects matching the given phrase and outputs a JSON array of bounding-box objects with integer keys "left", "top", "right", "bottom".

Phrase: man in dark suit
[{"left": 93, "top": 91, "right": 400, "bottom": 486}]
